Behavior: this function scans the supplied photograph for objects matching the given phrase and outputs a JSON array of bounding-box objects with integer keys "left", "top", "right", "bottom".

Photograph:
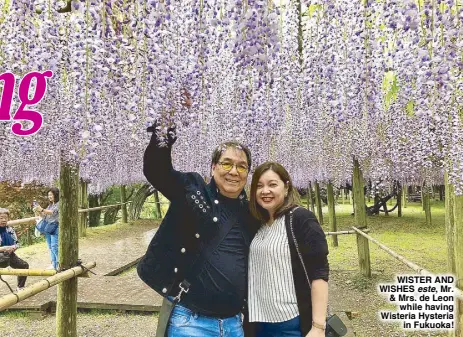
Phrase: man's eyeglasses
[{"left": 218, "top": 161, "right": 249, "bottom": 174}]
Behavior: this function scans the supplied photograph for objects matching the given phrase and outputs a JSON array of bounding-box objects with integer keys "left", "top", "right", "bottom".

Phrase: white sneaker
[
  {"left": 16, "top": 287, "right": 25, "bottom": 292},
  {"left": 46, "top": 264, "right": 55, "bottom": 270}
]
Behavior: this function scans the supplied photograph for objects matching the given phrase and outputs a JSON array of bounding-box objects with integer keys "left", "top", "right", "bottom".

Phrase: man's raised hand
[{"left": 181, "top": 89, "right": 192, "bottom": 109}]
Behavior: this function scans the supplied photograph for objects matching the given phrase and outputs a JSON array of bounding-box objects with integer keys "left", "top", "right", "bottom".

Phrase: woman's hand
[
  {"left": 306, "top": 327, "right": 325, "bottom": 337},
  {"left": 33, "top": 206, "right": 43, "bottom": 213}
]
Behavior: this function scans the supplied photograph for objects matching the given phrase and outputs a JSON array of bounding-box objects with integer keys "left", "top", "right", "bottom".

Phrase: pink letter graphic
[
  {"left": 12, "top": 70, "right": 53, "bottom": 136},
  {"left": 0, "top": 72, "right": 15, "bottom": 121}
]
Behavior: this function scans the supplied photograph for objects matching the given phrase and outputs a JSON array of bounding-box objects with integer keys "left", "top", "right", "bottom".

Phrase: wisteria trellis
[{"left": 0, "top": 0, "right": 462, "bottom": 195}]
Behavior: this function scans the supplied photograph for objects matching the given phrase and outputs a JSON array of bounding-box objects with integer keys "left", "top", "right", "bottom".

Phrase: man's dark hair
[
  {"left": 211, "top": 141, "right": 252, "bottom": 168},
  {"left": 47, "top": 187, "right": 60, "bottom": 203}
]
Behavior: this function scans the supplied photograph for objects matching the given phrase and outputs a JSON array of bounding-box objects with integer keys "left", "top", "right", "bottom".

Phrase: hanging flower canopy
[{"left": 0, "top": 0, "right": 462, "bottom": 194}]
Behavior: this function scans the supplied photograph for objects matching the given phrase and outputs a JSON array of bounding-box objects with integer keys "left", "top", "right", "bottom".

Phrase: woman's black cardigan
[{"left": 243, "top": 206, "right": 329, "bottom": 336}]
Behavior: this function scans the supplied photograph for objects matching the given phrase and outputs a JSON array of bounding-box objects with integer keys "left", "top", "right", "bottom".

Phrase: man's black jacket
[{"left": 137, "top": 140, "right": 258, "bottom": 316}]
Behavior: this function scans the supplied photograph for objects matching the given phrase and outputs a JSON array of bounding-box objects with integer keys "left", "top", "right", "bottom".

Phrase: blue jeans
[
  {"left": 167, "top": 302, "right": 244, "bottom": 337},
  {"left": 45, "top": 233, "right": 58, "bottom": 269},
  {"left": 255, "top": 316, "right": 302, "bottom": 337}
]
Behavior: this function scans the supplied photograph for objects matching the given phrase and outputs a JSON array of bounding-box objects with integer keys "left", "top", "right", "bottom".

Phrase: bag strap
[
  {"left": 172, "top": 207, "right": 241, "bottom": 303},
  {"left": 288, "top": 206, "right": 312, "bottom": 289}
]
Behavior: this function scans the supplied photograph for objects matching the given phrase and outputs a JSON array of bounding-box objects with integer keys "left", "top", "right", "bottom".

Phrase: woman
[
  {"left": 0, "top": 208, "right": 29, "bottom": 291},
  {"left": 245, "top": 162, "right": 329, "bottom": 337},
  {"left": 35, "top": 188, "right": 59, "bottom": 270}
]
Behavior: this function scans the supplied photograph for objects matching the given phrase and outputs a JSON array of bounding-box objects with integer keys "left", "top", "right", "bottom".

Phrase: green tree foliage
[{"left": 0, "top": 181, "right": 49, "bottom": 219}]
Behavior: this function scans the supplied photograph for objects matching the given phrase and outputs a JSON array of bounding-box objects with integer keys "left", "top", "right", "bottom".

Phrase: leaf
[
  {"left": 308, "top": 4, "right": 322, "bottom": 17},
  {"left": 406, "top": 101, "right": 415, "bottom": 117}
]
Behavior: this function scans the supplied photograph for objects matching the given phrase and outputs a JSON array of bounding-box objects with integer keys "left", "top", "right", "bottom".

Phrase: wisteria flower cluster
[{"left": 0, "top": 0, "right": 462, "bottom": 195}]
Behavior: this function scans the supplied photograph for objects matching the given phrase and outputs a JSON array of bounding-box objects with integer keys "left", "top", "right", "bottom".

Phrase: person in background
[
  {"left": 0, "top": 208, "right": 29, "bottom": 292},
  {"left": 34, "top": 188, "right": 59, "bottom": 270},
  {"left": 245, "top": 162, "right": 329, "bottom": 337}
]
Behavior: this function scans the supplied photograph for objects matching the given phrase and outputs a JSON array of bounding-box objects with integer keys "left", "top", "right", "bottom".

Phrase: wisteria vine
[{"left": 0, "top": 0, "right": 462, "bottom": 195}]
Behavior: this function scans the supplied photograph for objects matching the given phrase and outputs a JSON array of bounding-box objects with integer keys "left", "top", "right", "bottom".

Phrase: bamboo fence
[
  {"left": 0, "top": 262, "right": 96, "bottom": 311},
  {"left": 77, "top": 202, "right": 131, "bottom": 213},
  {"left": 352, "top": 226, "right": 463, "bottom": 301},
  {"left": 6, "top": 202, "right": 132, "bottom": 226},
  {"left": 0, "top": 268, "right": 57, "bottom": 276},
  {"left": 6, "top": 216, "right": 39, "bottom": 226},
  {"left": 325, "top": 228, "right": 370, "bottom": 236}
]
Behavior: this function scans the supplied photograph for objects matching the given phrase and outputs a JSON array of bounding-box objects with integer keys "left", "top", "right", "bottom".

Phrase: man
[
  {"left": 0, "top": 208, "right": 29, "bottom": 292},
  {"left": 138, "top": 96, "right": 258, "bottom": 337}
]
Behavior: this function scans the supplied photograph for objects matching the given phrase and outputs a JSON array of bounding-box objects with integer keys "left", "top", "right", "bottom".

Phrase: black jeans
[{"left": 9, "top": 253, "right": 29, "bottom": 288}]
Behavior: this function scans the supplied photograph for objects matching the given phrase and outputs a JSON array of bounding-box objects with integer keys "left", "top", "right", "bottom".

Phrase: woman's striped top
[{"left": 248, "top": 215, "right": 299, "bottom": 322}]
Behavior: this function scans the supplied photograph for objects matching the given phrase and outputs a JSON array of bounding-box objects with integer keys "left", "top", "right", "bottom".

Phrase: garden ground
[{"left": 0, "top": 200, "right": 454, "bottom": 337}]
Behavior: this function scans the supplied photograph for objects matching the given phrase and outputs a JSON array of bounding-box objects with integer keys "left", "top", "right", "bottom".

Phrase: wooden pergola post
[
  {"left": 445, "top": 173, "right": 456, "bottom": 275},
  {"left": 327, "top": 182, "right": 338, "bottom": 247},
  {"left": 352, "top": 158, "right": 371, "bottom": 277},
  {"left": 78, "top": 179, "right": 88, "bottom": 237},
  {"left": 120, "top": 185, "right": 128, "bottom": 223},
  {"left": 314, "top": 181, "right": 323, "bottom": 226},
  {"left": 56, "top": 161, "right": 79, "bottom": 337},
  {"left": 453, "top": 183, "right": 463, "bottom": 336}
]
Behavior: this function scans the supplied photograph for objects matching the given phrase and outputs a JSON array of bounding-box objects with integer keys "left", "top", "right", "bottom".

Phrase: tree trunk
[
  {"left": 314, "top": 181, "right": 323, "bottom": 226},
  {"left": 56, "top": 161, "right": 79, "bottom": 337},
  {"left": 383, "top": 199, "right": 389, "bottom": 216},
  {"left": 327, "top": 182, "right": 338, "bottom": 247},
  {"left": 397, "top": 185, "right": 402, "bottom": 217},
  {"left": 103, "top": 206, "right": 121, "bottom": 225},
  {"left": 353, "top": 158, "right": 371, "bottom": 278},
  {"left": 78, "top": 180, "right": 88, "bottom": 237},
  {"left": 308, "top": 182, "right": 315, "bottom": 213},
  {"left": 88, "top": 194, "right": 101, "bottom": 227},
  {"left": 120, "top": 185, "right": 128, "bottom": 224},
  {"left": 128, "top": 184, "right": 153, "bottom": 220},
  {"left": 421, "top": 186, "right": 425, "bottom": 211},
  {"left": 153, "top": 190, "right": 162, "bottom": 219},
  {"left": 431, "top": 185, "right": 437, "bottom": 200},
  {"left": 403, "top": 184, "right": 407, "bottom": 208},
  {"left": 454, "top": 192, "right": 463, "bottom": 337},
  {"left": 367, "top": 182, "right": 371, "bottom": 203},
  {"left": 422, "top": 182, "right": 432, "bottom": 226}
]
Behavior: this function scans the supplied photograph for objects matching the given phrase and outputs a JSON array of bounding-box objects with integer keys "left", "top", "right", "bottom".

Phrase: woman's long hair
[
  {"left": 249, "top": 162, "right": 300, "bottom": 226},
  {"left": 47, "top": 187, "right": 60, "bottom": 204}
]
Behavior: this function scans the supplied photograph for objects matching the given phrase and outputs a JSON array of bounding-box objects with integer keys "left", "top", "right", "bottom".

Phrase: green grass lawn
[{"left": 310, "top": 200, "right": 449, "bottom": 275}]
